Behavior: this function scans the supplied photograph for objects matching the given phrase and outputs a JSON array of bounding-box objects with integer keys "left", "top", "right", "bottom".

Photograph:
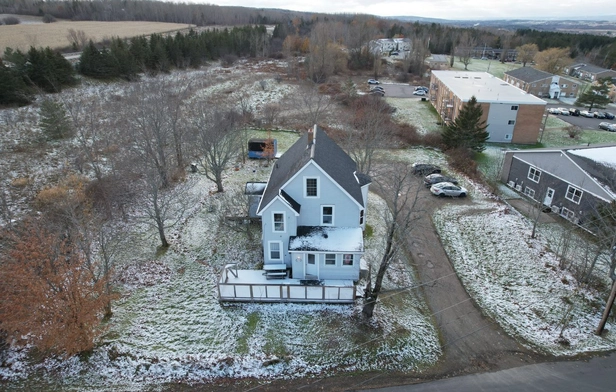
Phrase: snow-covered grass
[
  {"left": 433, "top": 199, "right": 616, "bottom": 355},
  {"left": 0, "top": 143, "right": 440, "bottom": 389},
  {"left": 387, "top": 98, "right": 442, "bottom": 135}
]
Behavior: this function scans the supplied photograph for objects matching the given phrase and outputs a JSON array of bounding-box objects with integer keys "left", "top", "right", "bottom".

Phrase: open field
[
  {"left": 0, "top": 20, "right": 192, "bottom": 53},
  {"left": 451, "top": 58, "right": 521, "bottom": 79}
]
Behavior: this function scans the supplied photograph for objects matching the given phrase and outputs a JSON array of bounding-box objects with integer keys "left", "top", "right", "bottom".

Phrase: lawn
[{"left": 451, "top": 58, "right": 521, "bottom": 79}]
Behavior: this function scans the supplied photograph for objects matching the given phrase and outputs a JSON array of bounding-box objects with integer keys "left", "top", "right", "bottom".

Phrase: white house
[{"left": 256, "top": 125, "right": 371, "bottom": 281}]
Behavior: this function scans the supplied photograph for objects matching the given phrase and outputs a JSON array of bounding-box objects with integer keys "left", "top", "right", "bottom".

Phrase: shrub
[
  {"left": 221, "top": 54, "right": 238, "bottom": 67},
  {"left": 2, "top": 16, "right": 20, "bottom": 25},
  {"left": 42, "top": 14, "right": 56, "bottom": 23},
  {"left": 446, "top": 147, "right": 481, "bottom": 180}
]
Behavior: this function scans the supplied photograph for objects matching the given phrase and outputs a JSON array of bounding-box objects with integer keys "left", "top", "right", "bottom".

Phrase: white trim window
[
  {"left": 325, "top": 254, "right": 336, "bottom": 266},
  {"left": 524, "top": 187, "right": 535, "bottom": 199},
  {"left": 508, "top": 120, "right": 515, "bottom": 125},
  {"left": 321, "top": 205, "right": 334, "bottom": 225},
  {"left": 359, "top": 209, "right": 365, "bottom": 225},
  {"left": 342, "top": 254, "right": 354, "bottom": 266},
  {"left": 305, "top": 177, "right": 318, "bottom": 197},
  {"left": 528, "top": 167, "right": 541, "bottom": 183},
  {"left": 565, "top": 185, "right": 583, "bottom": 204},
  {"left": 269, "top": 241, "right": 282, "bottom": 261},
  {"left": 560, "top": 207, "right": 575, "bottom": 221},
  {"left": 273, "top": 212, "right": 285, "bottom": 232},
  {"left": 511, "top": 105, "right": 519, "bottom": 110}
]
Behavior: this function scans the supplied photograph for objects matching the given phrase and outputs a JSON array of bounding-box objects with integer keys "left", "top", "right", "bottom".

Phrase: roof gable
[{"left": 257, "top": 125, "right": 371, "bottom": 214}]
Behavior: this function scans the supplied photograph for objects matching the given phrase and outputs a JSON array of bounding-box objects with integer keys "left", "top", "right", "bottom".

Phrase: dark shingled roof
[
  {"left": 505, "top": 67, "right": 553, "bottom": 83},
  {"left": 257, "top": 126, "right": 371, "bottom": 214}
]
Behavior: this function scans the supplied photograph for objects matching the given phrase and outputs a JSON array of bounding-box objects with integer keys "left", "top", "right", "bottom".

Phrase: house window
[
  {"left": 343, "top": 254, "right": 354, "bottom": 266},
  {"left": 511, "top": 105, "right": 519, "bottom": 110},
  {"left": 524, "top": 187, "right": 535, "bottom": 199},
  {"left": 322, "top": 205, "right": 334, "bottom": 225},
  {"left": 565, "top": 185, "right": 583, "bottom": 204},
  {"left": 508, "top": 120, "right": 515, "bottom": 125},
  {"left": 325, "top": 254, "right": 336, "bottom": 266},
  {"left": 359, "top": 210, "right": 365, "bottom": 225},
  {"left": 273, "top": 212, "right": 285, "bottom": 232},
  {"left": 305, "top": 178, "right": 318, "bottom": 197},
  {"left": 528, "top": 167, "right": 541, "bottom": 183},
  {"left": 560, "top": 207, "right": 575, "bottom": 221},
  {"left": 269, "top": 242, "right": 282, "bottom": 261}
]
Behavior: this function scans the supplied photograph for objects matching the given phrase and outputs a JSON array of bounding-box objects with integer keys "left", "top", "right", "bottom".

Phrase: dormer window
[{"left": 305, "top": 177, "right": 318, "bottom": 197}]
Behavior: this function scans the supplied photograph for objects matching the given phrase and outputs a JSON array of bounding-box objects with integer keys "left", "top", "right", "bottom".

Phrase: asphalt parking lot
[
  {"left": 366, "top": 83, "right": 425, "bottom": 98},
  {"left": 545, "top": 103, "right": 616, "bottom": 130}
]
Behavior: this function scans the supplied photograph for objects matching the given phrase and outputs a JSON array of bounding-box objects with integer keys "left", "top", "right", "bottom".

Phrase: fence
[{"left": 218, "top": 282, "right": 356, "bottom": 303}]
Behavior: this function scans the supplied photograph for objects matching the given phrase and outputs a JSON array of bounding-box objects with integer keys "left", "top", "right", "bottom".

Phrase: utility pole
[{"left": 596, "top": 246, "right": 616, "bottom": 335}]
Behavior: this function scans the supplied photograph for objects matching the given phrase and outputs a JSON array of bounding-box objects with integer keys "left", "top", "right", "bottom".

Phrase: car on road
[
  {"left": 604, "top": 112, "right": 615, "bottom": 120},
  {"left": 599, "top": 122, "right": 616, "bottom": 131},
  {"left": 370, "top": 86, "right": 384, "bottom": 92},
  {"left": 413, "top": 90, "right": 427, "bottom": 96},
  {"left": 580, "top": 110, "right": 594, "bottom": 118},
  {"left": 569, "top": 108, "right": 580, "bottom": 116},
  {"left": 558, "top": 108, "right": 570, "bottom": 115},
  {"left": 594, "top": 111, "right": 606, "bottom": 119},
  {"left": 367, "top": 79, "right": 380, "bottom": 84},
  {"left": 370, "top": 90, "right": 384, "bottom": 96},
  {"left": 415, "top": 86, "right": 429, "bottom": 92},
  {"left": 430, "top": 182, "right": 468, "bottom": 197},
  {"left": 424, "top": 173, "right": 459, "bottom": 188},
  {"left": 412, "top": 163, "right": 442, "bottom": 176},
  {"left": 547, "top": 107, "right": 560, "bottom": 114}
]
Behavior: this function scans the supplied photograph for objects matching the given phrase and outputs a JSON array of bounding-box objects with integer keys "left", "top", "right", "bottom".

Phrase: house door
[
  {"left": 306, "top": 254, "right": 317, "bottom": 278},
  {"left": 543, "top": 188, "right": 555, "bottom": 206}
]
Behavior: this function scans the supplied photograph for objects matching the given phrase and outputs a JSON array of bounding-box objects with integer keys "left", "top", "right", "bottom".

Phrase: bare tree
[
  {"left": 363, "top": 162, "right": 424, "bottom": 318},
  {"left": 296, "top": 81, "right": 333, "bottom": 126},
  {"left": 190, "top": 104, "right": 242, "bottom": 193},
  {"left": 456, "top": 32, "right": 476, "bottom": 70},
  {"left": 342, "top": 96, "right": 396, "bottom": 176},
  {"left": 516, "top": 43, "right": 538, "bottom": 67},
  {"left": 66, "top": 28, "right": 89, "bottom": 50}
]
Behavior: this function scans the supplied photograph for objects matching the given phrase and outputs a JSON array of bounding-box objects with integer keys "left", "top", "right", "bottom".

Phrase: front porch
[{"left": 218, "top": 264, "right": 357, "bottom": 304}]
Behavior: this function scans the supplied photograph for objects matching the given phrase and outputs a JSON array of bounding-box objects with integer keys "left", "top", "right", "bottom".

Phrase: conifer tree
[
  {"left": 575, "top": 77, "right": 613, "bottom": 111},
  {"left": 39, "top": 98, "right": 72, "bottom": 140},
  {"left": 442, "top": 95, "right": 489, "bottom": 153}
]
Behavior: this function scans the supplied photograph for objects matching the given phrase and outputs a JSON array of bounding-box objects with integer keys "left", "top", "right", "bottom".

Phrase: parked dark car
[
  {"left": 594, "top": 111, "right": 606, "bottom": 119},
  {"left": 604, "top": 112, "right": 615, "bottom": 120},
  {"left": 412, "top": 163, "right": 442, "bottom": 175},
  {"left": 569, "top": 108, "right": 580, "bottom": 116},
  {"left": 423, "top": 173, "right": 458, "bottom": 188},
  {"left": 415, "top": 86, "right": 429, "bottom": 92}
]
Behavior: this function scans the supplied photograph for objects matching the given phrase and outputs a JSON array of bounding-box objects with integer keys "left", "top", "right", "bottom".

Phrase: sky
[{"left": 188, "top": 0, "right": 615, "bottom": 21}]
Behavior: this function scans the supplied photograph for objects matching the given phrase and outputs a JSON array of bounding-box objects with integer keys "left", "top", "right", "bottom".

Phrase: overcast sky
[{"left": 194, "top": 0, "right": 614, "bottom": 20}]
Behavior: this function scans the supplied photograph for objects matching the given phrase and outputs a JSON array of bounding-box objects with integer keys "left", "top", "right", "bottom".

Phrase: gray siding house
[
  {"left": 500, "top": 145, "right": 616, "bottom": 227},
  {"left": 256, "top": 125, "right": 371, "bottom": 281}
]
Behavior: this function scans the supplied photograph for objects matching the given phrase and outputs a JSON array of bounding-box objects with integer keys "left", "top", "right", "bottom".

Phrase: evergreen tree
[
  {"left": 575, "top": 78, "right": 613, "bottom": 111},
  {"left": 0, "top": 64, "right": 33, "bottom": 106},
  {"left": 39, "top": 99, "right": 72, "bottom": 140},
  {"left": 442, "top": 96, "right": 489, "bottom": 153}
]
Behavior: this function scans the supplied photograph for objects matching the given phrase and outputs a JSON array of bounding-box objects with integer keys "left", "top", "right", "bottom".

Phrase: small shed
[
  {"left": 245, "top": 182, "right": 267, "bottom": 218},
  {"left": 248, "top": 138, "right": 277, "bottom": 159}
]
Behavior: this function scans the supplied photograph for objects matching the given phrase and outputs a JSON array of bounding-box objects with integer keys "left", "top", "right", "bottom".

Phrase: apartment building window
[
  {"left": 562, "top": 84, "right": 568, "bottom": 88},
  {"left": 528, "top": 167, "right": 541, "bottom": 182},
  {"left": 511, "top": 105, "right": 519, "bottom": 110},
  {"left": 508, "top": 120, "right": 515, "bottom": 125},
  {"left": 566, "top": 185, "right": 583, "bottom": 204}
]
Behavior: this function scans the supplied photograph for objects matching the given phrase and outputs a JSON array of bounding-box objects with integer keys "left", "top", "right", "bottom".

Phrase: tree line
[{"left": 0, "top": 25, "right": 269, "bottom": 106}]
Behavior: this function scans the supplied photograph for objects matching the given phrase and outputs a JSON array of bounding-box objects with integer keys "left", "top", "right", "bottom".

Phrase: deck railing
[{"left": 218, "top": 282, "right": 356, "bottom": 303}]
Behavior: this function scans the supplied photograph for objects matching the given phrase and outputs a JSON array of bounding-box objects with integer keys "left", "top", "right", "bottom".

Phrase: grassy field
[
  {"left": 451, "top": 58, "right": 521, "bottom": 79},
  {"left": 0, "top": 20, "right": 192, "bottom": 53}
]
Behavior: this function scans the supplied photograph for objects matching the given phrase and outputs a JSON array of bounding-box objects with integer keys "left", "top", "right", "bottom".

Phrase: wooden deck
[{"left": 218, "top": 267, "right": 356, "bottom": 304}]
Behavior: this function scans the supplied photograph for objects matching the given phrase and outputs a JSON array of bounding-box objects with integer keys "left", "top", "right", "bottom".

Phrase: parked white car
[
  {"left": 580, "top": 110, "right": 594, "bottom": 118},
  {"left": 430, "top": 182, "right": 468, "bottom": 197},
  {"left": 547, "top": 107, "right": 560, "bottom": 114},
  {"left": 558, "top": 108, "right": 570, "bottom": 115}
]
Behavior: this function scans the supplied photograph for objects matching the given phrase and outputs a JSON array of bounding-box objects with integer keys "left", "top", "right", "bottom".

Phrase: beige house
[
  {"left": 430, "top": 71, "right": 546, "bottom": 144},
  {"left": 503, "top": 67, "right": 579, "bottom": 99}
]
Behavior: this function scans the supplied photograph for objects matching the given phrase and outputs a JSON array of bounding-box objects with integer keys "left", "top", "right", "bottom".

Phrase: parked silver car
[{"left": 430, "top": 182, "right": 468, "bottom": 197}]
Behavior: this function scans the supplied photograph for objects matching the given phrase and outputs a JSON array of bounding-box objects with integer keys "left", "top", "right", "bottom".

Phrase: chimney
[{"left": 307, "top": 128, "right": 314, "bottom": 146}]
